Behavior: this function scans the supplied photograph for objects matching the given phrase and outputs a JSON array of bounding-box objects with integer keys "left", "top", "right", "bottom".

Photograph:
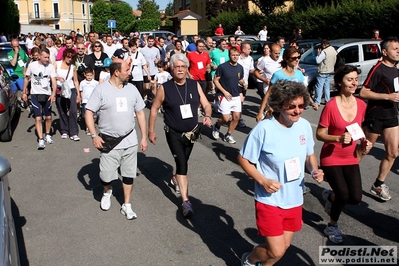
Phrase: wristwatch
[{"left": 91, "top": 134, "right": 97, "bottom": 139}]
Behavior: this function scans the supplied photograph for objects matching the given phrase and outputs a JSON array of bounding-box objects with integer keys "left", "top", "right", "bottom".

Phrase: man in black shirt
[{"left": 359, "top": 37, "right": 399, "bottom": 201}]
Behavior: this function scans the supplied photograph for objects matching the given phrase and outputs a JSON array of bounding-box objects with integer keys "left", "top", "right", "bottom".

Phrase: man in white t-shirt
[
  {"left": 103, "top": 35, "right": 117, "bottom": 58},
  {"left": 237, "top": 42, "right": 255, "bottom": 128},
  {"left": 140, "top": 36, "right": 160, "bottom": 95},
  {"left": 129, "top": 41, "right": 151, "bottom": 99},
  {"left": 21, "top": 48, "right": 57, "bottom": 149},
  {"left": 254, "top": 44, "right": 282, "bottom": 122},
  {"left": 257, "top": 26, "right": 269, "bottom": 41},
  {"left": 46, "top": 38, "right": 58, "bottom": 63}
]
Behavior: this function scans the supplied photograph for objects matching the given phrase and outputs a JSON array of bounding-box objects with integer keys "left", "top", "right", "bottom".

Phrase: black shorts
[
  {"left": 362, "top": 116, "right": 398, "bottom": 134},
  {"left": 143, "top": 75, "right": 155, "bottom": 83}
]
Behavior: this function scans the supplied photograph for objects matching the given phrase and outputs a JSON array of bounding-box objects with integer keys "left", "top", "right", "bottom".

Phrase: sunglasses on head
[
  {"left": 284, "top": 104, "right": 305, "bottom": 110},
  {"left": 289, "top": 55, "right": 301, "bottom": 61}
]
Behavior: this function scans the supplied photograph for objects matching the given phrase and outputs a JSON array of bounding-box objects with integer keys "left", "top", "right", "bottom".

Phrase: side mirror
[{"left": 0, "top": 157, "right": 11, "bottom": 177}]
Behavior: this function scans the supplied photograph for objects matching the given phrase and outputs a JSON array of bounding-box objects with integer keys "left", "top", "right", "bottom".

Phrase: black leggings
[
  {"left": 165, "top": 128, "right": 194, "bottom": 175},
  {"left": 322, "top": 165, "right": 362, "bottom": 222}
]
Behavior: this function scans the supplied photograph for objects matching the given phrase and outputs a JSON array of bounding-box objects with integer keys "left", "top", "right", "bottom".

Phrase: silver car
[
  {"left": 299, "top": 39, "right": 382, "bottom": 94},
  {"left": 0, "top": 156, "right": 20, "bottom": 266},
  {"left": 0, "top": 63, "right": 18, "bottom": 142}
]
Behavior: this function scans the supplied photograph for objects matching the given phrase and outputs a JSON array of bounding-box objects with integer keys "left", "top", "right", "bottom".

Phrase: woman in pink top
[{"left": 316, "top": 65, "right": 371, "bottom": 244}]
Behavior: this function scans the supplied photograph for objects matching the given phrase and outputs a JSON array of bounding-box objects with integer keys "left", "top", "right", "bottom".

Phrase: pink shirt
[{"left": 56, "top": 46, "right": 77, "bottom": 61}]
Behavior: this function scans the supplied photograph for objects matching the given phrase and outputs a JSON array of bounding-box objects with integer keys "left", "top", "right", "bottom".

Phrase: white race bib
[
  {"left": 116, "top": 97, "right": 128, "bottom": 112},
  {"left": 346, "top": 122, "right": 365, "bottom": 141},
  {"left": 220, "top": 58, "right": 225, "bottom": 64},
  {"left": 197, "top": 62, "right": 204, "bottom": 69},
  {"left": 180, "top": 104, "right": 193, "bottom": 119},
  {"left": 18, "top": 59, "right": 25, "bottom": 68},
  {"left": 285, "top": 157, "right": 301, "bottom": 182}
]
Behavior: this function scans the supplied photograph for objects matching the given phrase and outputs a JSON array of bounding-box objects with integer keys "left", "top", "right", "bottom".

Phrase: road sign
[{"left": 108, "top": 20, "right": 116, "bottom": 28}]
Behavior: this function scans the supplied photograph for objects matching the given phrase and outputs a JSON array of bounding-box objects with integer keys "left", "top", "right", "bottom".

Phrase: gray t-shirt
[
  {"left": 86, "top": 81, "right": 145, "bottom": 149},
  {"left": 140, "top": 46, "right": 160, "bottom": 76}
]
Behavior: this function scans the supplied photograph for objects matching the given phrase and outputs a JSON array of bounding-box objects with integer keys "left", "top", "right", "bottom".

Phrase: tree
[
  {"left": 110, "top": 2, "right": 136, "bottom": 33},
  {"left": 91, "top": 0, "right": 112, "bottom": 33},
  {"left": 206, "top": 0, "right": 222, "bottom": 19},
  {"left": 140, "top": 0, "right": 160, "bottom": 20},
  {"left": 91, "top": 0, "right": 135, "bottom": 34},
  {"left": 251, "top": 0, "right": 287, "bottom": 15},
  {"left": 0, "top": 0, "right": 20, "bottom": 35},
  {"left": 137, "top": 0, "right": 159, "bottom": 11},
  {"left": 165, "top": 1, "right": 174, "bottom": 16}
]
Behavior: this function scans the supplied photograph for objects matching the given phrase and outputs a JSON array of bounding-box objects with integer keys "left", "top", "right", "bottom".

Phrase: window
[
  {"left": 53, "top": 3, "right": 59, "bottom": 18},
  {"left": 83, "top": 24, "right": 87, "bottom": 34},
  {"left": 34, "top": 3, "right": 40, "bottom": 18},
  {"left": 55, "top": 24, "right": 60, "bottom": 30},
  {"left": 82, "top": 3, "right": 85, "bottom": 15},
  {"left": 363, "top": 44, "right": 381, "bottom": 61},
  {"left": 338, "top": 45, "right": 359, "bottom": 64}
]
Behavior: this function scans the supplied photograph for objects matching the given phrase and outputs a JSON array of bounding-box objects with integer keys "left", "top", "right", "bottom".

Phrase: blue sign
[{"left": 108, "top": 20, "right": 116, "bottom": 28}]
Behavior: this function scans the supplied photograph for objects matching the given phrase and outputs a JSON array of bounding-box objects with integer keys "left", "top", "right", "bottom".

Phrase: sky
[{"left": 125, "top": 0, "right": 171, "bottom": 10}]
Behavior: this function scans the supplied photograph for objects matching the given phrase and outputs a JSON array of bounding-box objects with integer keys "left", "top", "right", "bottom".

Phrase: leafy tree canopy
[
  {"left": 91, "top": 0, "right": 135, "bottom": 34},
  {"left": 140, "top": 0, "right": 160, "bottom": 20},
  {"left": 0, "top": 0, "right": 20, "bottom": 35},
  {"left": 137, "top": 0, "right": 159, "bottom": 11},
  {"left": 251, "top": 0, "right": 287, "bottom": 15}
]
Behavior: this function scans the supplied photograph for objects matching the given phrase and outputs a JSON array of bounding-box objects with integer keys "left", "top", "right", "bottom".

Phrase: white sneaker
[
  {"left": 120, "top": 203, "right": 137, "bottom": 220},
  {"left": 45, "top": 134, "right": 53, "bottom": 144},
  {"left": 37, "top": 139, "right": 45, "bottom": 150},
  {"left": 212, "top": 124, "right": 220, "bottom": 140},
  {"left": 224, "top": 134, "right": 236, "bottom": 144},
  {"left": 100, "top": 189, "right": 112, "bottom": 211}
]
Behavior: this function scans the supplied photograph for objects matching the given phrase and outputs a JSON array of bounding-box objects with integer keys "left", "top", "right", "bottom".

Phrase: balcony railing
[{"left": 28, "top": 12, "right": 60, "bottom": 22}]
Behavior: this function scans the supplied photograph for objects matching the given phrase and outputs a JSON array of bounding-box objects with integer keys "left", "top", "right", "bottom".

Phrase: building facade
[{"left": 15, "top": 0, "right": 93, "bottom": 34}]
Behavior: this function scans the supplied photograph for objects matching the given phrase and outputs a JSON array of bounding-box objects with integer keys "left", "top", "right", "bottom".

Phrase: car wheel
[{"left": 0, "top": 120, "right": 12, "bottom": 142}]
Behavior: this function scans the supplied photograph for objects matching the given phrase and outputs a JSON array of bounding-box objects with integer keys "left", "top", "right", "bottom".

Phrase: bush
[{"left": 210, "top": 0, "right": 399, "bottom": 40}]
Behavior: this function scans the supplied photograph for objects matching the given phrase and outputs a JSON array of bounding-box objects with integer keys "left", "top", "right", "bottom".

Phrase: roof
[
  {"left": 169, "top": 10, "right": 202, "bottom": 21},
  {"left": 132, "top": 10, "right": 142, "bottom": 17}
]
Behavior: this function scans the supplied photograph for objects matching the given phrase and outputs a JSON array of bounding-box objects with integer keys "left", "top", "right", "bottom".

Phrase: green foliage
[
  {"left": 91, "top": 0, "right": 112, "bottom": 33},
  {"left": 210, "top": 0, "right": 399, "bottom": 40},
  {"left": 164, "top": 1, "right": 174, "bottom": 16},
  {"left": 127, "top": 19, "right": 160, "bottom": 32},
  {"left": 209, "top": 12, "right": 265, "bottom": 36},
  {"left": 137, "top": 0, "right": 159, "bottom": 11},
  {"left": 141, "top": 0, "right": 160, "bottom": 20},
  {"left": 110, "top": 2, "right": 136, "bottom": 33},
  {"left": 0, "top": 0, "right": 20, "bottom": 35},
  {"left": 251, "top": 0, "right": 287, "bottom": 15},
  {"left": 91, "top": 0, "right": 136, "bottom": 34}
]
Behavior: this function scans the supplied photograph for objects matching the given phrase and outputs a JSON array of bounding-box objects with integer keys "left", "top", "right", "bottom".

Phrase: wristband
[
  {"left": 205, "top": 115, "right": 211, "bottom": 119},
  {"left": 91, "top": 134, "right": 97, "bottom": 139}
]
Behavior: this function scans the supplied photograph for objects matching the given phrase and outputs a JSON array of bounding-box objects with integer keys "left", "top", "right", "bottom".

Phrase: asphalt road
[{"left": 1, "top": 87, "right": 398, "bottom": 266}]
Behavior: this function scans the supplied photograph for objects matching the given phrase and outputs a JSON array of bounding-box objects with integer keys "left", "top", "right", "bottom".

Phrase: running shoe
[
  {"left": 100, "top": 189, "right": 112, "bottom": 211},
  {"left": 170, "top": 175, "right": 180, "bottom": 194},
  {"left": 324, "top": 224, "right": 343, "bottom": 244},
  {"left": 370, "top": 184, "right": 391, "bottom": 201},
  {"left": 224, "top": 134, "right": 236, "bottom": 144},
  {"left": 212, "top": 124, "right": 220, "bottom": 140},
  {"left": 45, "top": 134, "right": 53, "bottom": 144},
  {"left": 120, "top": 203, "right": 137, "bottom": 220},
  {"left": 182, "top": 201, "right": 194, "bottom": 217},
  {"left": 37, "top": 139, "right": 45, "bottom": 150}
]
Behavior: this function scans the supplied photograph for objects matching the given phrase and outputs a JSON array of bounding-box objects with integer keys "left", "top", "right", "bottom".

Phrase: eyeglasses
[
  {"left": 289, "top": 56, "right": 301, "bottom": 61},
  {"left": 284, "top": 104, "right": 305, "bottom": 110},
  {"left": 66, "top": 55, "right": 73, "bottom": 59},
  {"left": 94, "top": 45, "right": 101, "bottom": 48}
]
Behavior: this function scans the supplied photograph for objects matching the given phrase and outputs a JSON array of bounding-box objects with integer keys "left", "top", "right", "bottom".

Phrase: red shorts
[{"left": 255, "top": 201, "right": 303, "bottom": 237}]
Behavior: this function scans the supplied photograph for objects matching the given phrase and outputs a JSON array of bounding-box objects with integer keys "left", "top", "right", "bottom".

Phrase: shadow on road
[
  {"left": 77, "top": 158, "right": 103, "bottom": 202},
  {"left": 11, "top": 197, "right": 29, "bottom": 266}
]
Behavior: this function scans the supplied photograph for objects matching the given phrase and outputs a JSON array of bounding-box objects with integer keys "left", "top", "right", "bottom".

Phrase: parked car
[
  {"left": 299, "top": 39, "right": 382, "bottom": 94},
  {"left": 284, "top": 39, "right": 321, "bottom": 54},
  {"left": 248, "top": 40, "right": 274, "bottom": 65},
  {"left": 0, "top": 156, "right": 20, "bottom": 266},
  {"left": 212, "top": 35, "right": 259, "bottom": 43},
  {"left": 139, "top": 30, "right": 174, "bottom": 40},
  {"left": 0, "top": 63, "right": 19, "bottom": 142}
]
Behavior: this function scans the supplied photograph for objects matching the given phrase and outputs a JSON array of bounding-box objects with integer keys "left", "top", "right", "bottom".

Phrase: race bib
[
  {"left": 346, "top": 122, "right": 365, "bottom": 141},
  {"left": 220, "top": 58, "right": 225, "bottom": 64},
  {"left": 18, "top": 59, "right": 25, "bottom": 68},
  {"left": 116, "top": 97, "right": 128, "bottom": 112},
  {"left": 197, "top": 62, "right": 204, "bottom": 69},
  {"left": 285, "top": 157, "right": 301, "bottom": 182},
  {"left": 180, "top": 104, "right": 193, "bottom": 119}
]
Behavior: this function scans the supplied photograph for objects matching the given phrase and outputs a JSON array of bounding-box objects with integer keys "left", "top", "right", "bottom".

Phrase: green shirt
[
  {"left": 210, "top": 48, "right": 229, "bottom": 77},
  {"left": 7, "top": 48, "right": 29, "bottom": 78}
]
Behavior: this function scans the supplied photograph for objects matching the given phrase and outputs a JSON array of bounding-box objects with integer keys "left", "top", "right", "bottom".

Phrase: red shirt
[
  {"left": 187, "top": 51, "right": 210, "bottom": 81},
  {"left": 319, "top": 97, "right": 367, "bottom": 166},
  {"left": 214, "top": 27, "right": 224, "bottom": 36}
]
